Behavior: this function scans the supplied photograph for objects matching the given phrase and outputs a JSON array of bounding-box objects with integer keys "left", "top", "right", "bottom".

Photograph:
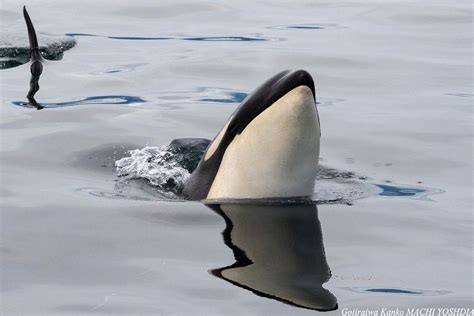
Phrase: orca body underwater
[{"left": 183, "top": 70, "right": 321, "bottom": 200}]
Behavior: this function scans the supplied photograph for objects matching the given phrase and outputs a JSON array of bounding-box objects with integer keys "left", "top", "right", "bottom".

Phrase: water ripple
[
  {"left": 183, "top": 36, "right": 266, "bottom": 42},
  {"left": 12, "top": 95, "right": 145, "bottom": 109},
  {"left": 90, "top": 63, "right": 148, "bottom": 75},
  {"left": 200, "top": 91, "right": 248, "bottom": 103},
  {"left": 375, "top": 183, "right": 444, "bottom": 201},
  {"left": 445, "top": 93, "right": 473, "bottom": 98},
  {"left": 269, "top": 23, "right": 347, "bottom": 30},
  {"left": 344, "top": 286, "right": 450, "bottom": 296},
  {"left": 66, "top": 33, "right": 272, "bottom": 42},
  {"left": 108, "top": 36, "right": 172, "bottom": 41},
  {"left": 156, "top": 87, "right": 248, "bottom": 106},
  {"left": 366, "top": 288, "right": 422, "bottom": 294}
]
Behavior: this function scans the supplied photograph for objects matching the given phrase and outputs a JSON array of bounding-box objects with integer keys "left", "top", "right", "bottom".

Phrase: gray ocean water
[{"left": 0, "top": 0, "right": 472, "bottom": 315}]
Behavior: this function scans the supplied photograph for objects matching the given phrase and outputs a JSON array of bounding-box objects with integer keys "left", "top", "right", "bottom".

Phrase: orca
[
  {"left": 208, "top": 202, "right": 337, "bottom": 311},
  {"left": 183, "top": 70, "right": 321, "bottom": 200},
  {"left": 23, "top": 6, "right": 44, "bottom": 110}
]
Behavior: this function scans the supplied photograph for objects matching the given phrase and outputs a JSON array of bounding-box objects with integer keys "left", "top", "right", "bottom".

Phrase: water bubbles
[
  {"left": 115, "top": 146, "right": 191, "bottom": 193},
  {"left": 115, "top": 138, "right": 210, "bottom": 194}
]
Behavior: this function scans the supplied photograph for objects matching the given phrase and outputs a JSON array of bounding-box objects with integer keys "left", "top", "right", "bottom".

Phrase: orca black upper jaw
[
  {"left": 280, "top": 69, "right": 316, "bottom": 100},
  {"left": 227, "top": 69, "right": 316, "bottom": 136}
]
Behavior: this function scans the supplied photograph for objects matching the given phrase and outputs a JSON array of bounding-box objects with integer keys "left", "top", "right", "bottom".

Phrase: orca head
[{"left": 183, "top": 70, "right": 321, "bottom": 200}]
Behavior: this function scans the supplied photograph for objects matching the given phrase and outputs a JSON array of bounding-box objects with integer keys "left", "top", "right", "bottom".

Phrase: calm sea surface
[{"left": 0, "top": 0, "right": 472, "bottom": 314}]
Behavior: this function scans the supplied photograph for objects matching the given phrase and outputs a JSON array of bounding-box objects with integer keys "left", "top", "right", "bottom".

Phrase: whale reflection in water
[{"left": 207, "top": 202, "right": 338, "bottom": 311}]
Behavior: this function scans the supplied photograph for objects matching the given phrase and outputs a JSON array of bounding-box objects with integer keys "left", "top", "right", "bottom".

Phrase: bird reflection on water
[{"left": 207, "top": 202, "right": 338, "bottom": 311}]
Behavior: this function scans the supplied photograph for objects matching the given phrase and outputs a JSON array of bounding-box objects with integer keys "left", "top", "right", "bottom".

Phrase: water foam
[
  {"left": 115, "top": 146, "right": 191, "bottom": 193},
  {"left": 115, "top": 139, "right": 209, "bottom": 195}
]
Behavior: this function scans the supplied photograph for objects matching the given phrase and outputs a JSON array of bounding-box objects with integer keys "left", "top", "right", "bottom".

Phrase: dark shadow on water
[
  {"left": 207, "top": 203, "right": 338, "bottom": 311},
  {"left": 13, "top": 95, "right": 145, "bottom": 109}
]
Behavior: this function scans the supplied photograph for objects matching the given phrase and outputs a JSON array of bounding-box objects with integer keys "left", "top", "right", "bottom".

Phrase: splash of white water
[{"left": 115, "top": 146, "right": 191, "bottom": 192}]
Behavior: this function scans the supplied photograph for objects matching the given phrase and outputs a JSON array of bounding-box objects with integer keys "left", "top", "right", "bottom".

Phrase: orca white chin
[
  {"left": 183, "top": 70, "right": 321, "bottom": 200},
  {"left": 208, "top": 86, "right": 319, "bottom": 199}
]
